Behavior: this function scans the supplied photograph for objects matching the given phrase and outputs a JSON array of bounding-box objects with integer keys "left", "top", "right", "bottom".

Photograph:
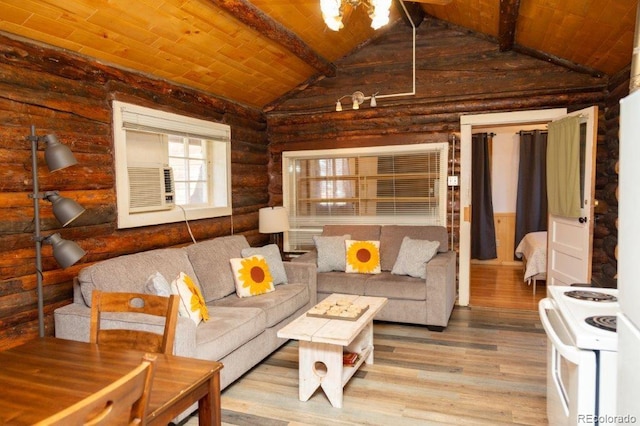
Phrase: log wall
[
  {"left": 0, "top": 34, "right": 269, "bottom": 350},
  {"left": 266, "top": 19, "right": 619, "bottom": 279}
]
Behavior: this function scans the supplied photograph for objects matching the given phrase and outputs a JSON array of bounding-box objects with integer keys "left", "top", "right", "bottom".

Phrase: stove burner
[
  {"left": 585, "top": 315, "right": 617, "bottom": 332},
  {"left": 564, "top": 290, "right": 618, "bottom": 302}
]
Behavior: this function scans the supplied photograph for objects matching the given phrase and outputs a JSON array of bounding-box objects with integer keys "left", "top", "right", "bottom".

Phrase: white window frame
[
  {"left": 282, "top": 143, "right": 449, "bottom": 251},
  {"left": 113, "top": 101, "right": 232, "bottom": 229}
]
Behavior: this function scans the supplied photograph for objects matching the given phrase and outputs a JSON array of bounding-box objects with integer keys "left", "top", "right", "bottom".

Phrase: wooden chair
[
  {"left": 90, "top": 290, "right": 179, "bottom": 355},
  {"left": 36, "top": 354, "right": 157, "bottom": 425}
]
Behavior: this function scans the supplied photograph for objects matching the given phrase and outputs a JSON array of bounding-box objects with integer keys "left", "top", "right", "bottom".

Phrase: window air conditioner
[{"left": 128, "top": 164, "right": 175, "bottom": 213}]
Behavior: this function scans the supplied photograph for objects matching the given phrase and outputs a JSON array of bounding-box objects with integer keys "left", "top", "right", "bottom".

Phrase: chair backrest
[
  {"left": 90, "top": 291, "right": 179, "bottom": 354},
  {"left": 36, "top": 354, "right": 157, "bottom": 425}
]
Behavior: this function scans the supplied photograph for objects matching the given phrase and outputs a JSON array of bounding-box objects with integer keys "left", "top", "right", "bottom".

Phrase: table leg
[
  {"left": 198, "top": 372, "right": 221, "bottom": 426},
  {"left": 298, "top": 341, "right": 344, "bottom": 408}
]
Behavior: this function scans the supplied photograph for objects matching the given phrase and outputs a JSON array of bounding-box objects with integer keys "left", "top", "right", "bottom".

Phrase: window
[
  {"left": 113, "top": 101, "right": 231, "bottom": 228},
  {"left": 283, "top": 143, "right": 449, "bottom": 251}
]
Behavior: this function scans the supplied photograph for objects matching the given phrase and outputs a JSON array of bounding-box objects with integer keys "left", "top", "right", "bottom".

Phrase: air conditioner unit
[{"left": 128, "top": 164, "right": 175, "bottom": 213}]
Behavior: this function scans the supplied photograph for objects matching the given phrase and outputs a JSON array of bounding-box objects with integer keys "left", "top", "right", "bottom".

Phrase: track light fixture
[
  {"left": 335, "top": 91, "right": 378, "bottom": 111},
  {"left": 28, "top": 125, "right": 86, "bottom": 337}
]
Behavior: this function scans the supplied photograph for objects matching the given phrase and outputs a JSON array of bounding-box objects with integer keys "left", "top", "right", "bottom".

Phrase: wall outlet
[{"left": 447, "top": 175, "right": 459, "bottom": 186}]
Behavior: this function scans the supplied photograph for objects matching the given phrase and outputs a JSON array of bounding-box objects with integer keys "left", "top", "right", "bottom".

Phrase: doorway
[{"left": 458, "top": 109, "right": 568, "bottom": 306}]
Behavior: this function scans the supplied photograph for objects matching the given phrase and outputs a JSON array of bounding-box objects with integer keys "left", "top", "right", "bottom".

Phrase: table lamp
[{"left": 259, "top": 206, "right": 290, "bottom": 256}]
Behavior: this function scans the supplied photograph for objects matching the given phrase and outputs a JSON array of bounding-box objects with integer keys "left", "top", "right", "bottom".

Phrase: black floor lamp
[{"left": 28, "top": 125, "right": 86, "bottom": 337}]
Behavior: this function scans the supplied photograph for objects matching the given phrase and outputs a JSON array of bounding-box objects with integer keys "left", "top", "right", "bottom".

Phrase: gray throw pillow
[
  {"left": 144, "top": 271, "right": 172, "bottom": 296},
  {"left": 391, "top": 236, "right": 440, "bottom": 279},
  {"left": 241, "top": 244, "right": 288, "bottom": 285},
  {"left": 313, "top": 234, "right": 351, "bottom": 272}
]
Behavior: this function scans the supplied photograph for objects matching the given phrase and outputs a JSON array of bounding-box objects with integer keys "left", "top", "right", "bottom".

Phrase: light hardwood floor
[
  {"left": 185, "top": 265, "right": 548, "bottom": 425},
  {"left": 470, "top": 263, "right": 546, "bottom": 311}
]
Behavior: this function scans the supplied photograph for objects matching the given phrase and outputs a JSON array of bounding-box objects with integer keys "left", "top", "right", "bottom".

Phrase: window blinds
[{"left": 283, "top": 143, "right": 449, "bottom": 251}]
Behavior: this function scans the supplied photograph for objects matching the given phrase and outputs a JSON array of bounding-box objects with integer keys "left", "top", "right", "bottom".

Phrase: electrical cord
[{"left": 177, "top": 205, "right": 197, "bottom": 244}]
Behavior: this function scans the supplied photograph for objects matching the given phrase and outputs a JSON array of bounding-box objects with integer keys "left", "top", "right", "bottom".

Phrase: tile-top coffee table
[{"left": 277, "top": 293, "right": 387, "bottom": 408}]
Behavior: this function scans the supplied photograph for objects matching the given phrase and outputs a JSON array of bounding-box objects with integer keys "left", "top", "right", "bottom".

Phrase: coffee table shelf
[{"left": 278, "top": 294, "right": 387, "bottom": 408}]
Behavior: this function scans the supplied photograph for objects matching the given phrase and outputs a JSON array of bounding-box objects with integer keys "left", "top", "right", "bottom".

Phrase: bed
[{"left": 515, "top": 231, "right": 547, "bottom": 294}]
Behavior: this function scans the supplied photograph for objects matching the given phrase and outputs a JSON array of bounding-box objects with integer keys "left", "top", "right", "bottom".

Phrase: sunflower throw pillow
[
  {"left": 230, "top": 255, "right": 275, "bottom": 298},
  {"left": 171, "top": 272, "right": 209, "bottom": 325},
  {"left": 345, "top": 240, "right": 381, "bottom": 274}
]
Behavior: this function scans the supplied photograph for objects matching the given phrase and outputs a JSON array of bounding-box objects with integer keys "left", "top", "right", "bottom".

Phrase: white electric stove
[{"left": 539, "top": 285, "right": 619, "bottom": 425}]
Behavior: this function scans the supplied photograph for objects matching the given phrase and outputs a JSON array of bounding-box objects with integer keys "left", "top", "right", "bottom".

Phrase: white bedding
[{"left": 515, "top": 231, "right": 547, "bottom": 282}]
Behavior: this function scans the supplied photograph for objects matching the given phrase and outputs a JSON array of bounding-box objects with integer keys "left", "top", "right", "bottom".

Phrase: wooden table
[
  {"left": 277, "top": 293, "right": 387, "bottom": 408},
  {"left": 0, "top": 337, "right": 223, "bottom": 425}
]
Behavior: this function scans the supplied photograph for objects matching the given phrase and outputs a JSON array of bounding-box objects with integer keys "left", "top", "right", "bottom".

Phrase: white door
[{"left": 546, "top": 106, "right": 597, "bottom": 286}]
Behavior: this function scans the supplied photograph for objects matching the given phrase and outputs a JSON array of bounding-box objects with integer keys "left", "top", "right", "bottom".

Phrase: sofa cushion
[
  {"left": 345, "top": 240, "right": 381, "bottom": 274},
  {"left": 364, "top": 272, "right": 427, "bottom": 300},
  {"left": 211, "top": 284, "right": 309, "bottom": 328},
  {"left": 241, "top": 244, "right": 288, "bottom": 285},
  {"left": 313, "top": 234, "right": 350, "bottom": 272},
  {"left": 391, "top": 237, "right": 440, "bottom": 279},
  {"left": 195, "top": 306, "right": 266, "bottom": 361},
  {"left": 79, "top": 247, "right": 197, "bottom": 307},
  {"left": 230, "top": 255, "right": 275, "bottom": 298},
  {"left": 186, "top": 235, "right": 250, "bottom": 302},
  {"left": 316, "top": 271, "right": 370, "bottom": 295},
  {"left": 379, "top": 225, "right": 449, "bottom": 271},
  {"left": 171, "top": 271, "right": 209, "bottom": 325}
]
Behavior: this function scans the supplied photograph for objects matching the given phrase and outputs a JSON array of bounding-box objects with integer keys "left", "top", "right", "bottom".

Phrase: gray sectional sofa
[
  {"left": 293, "top": 225, "right": 457, "bottom": 330},
  {"left": 54, "top": 235, "right": 317, "bottom": 392}
]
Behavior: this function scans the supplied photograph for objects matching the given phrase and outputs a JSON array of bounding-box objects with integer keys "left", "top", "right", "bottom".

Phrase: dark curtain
[
  {"left": 514, "top": 130, "right": 548, "bottom": 250},
  {"left": 471, "top": 133, "right": 497, "bottom": 260}
]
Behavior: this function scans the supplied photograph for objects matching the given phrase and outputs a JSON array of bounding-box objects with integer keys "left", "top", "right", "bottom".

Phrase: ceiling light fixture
[
  {"left": 333, "top": 1, "right": 415, "bottom": 111},
  {"left": 320, "top": 0, "right": 392, "bottom": 31}
]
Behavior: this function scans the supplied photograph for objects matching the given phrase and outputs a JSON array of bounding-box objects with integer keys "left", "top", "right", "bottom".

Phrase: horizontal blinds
[
  {"left": 120, "top": 106, "right": 230, "bottom": 142},
  {"left": 284, "top": 144, "right": 448, "bottom": 251}
]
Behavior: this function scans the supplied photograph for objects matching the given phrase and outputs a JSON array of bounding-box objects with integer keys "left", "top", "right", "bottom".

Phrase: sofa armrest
[
  {"left": 424, "top": 251, "right": 457, "bottom": 327},
  {"left": 283, "top": 261, "right": 317, "bottom": 305},
  {"left": 54, "top": 302, "right": 198, "bottom": 357}
]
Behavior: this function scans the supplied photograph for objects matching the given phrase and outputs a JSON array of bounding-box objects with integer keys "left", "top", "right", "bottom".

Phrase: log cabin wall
[
  {"left": 0, "top": 33, "right": 269, "bottom": 350},
  {"left": 593, "top": 66, "right": 630, "bottom": 281},
  {"left": 266, "top": 19, "right": 618, "bottom": 276}
]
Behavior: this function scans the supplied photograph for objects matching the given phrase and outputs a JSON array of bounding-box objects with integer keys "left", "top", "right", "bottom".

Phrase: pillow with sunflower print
[
  {"left": 345, "top": 240, "right": 381, "bottom": 274},
  {"left": 230, "top": 255, "right": 275, "bottom": 298},
  {"left": 171, "top": 272, "right": 209, "bottom": 325}
]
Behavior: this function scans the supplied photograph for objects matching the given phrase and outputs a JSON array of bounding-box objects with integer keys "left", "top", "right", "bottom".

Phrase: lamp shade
[
  {"left": 46, "top": 193, "right": 86, "bottom": 227},
  {"left": 259, "top": 206, "right": 290, "bottom": 233},
  {"left": 46, "top": 233, "right": 86, "bottom": 269},
  {"left": 43, "top": 134, "right": 77, "bottom": 172}
]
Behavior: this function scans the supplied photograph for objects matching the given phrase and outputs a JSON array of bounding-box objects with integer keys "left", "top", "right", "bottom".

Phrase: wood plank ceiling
[{"left": 0, "top": 0, "right": 637, "bottom": 110}]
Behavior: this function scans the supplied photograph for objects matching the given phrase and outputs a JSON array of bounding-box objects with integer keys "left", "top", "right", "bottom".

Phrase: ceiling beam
[
  {"left": 498, "top": 0, "right": 520, "bottom": 51},
  {"left": 208, "top": 0, "right": 336, "bottom": 77}
]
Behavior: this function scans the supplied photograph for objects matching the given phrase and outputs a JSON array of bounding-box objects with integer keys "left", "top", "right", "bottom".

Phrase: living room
[{"left": 0, "top": 1, "right": 634, "bottom": 424}]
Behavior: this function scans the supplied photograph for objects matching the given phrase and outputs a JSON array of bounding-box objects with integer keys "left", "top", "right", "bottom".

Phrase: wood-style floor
[
  {"left": 186, "top": 265, "right": 548, "bottom": 425},
  {"left": 470, "top": 264, "right": 546, "bottom": 310}
]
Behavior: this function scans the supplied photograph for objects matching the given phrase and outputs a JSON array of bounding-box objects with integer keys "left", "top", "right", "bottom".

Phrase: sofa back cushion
[
  {"left": 379, "top": 225, "right": 449, "bottom": 271},
  {"left": 79, "top": 247, "right": 196, "bottom": 307},
  {"left": 186, "top": 235, "right": 250, "bottom": 302},
  {"left": 322, "top": 225, "right": 381, "bottom": 241}
]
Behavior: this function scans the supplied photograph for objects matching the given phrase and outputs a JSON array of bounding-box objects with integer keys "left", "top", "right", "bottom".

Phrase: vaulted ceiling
[{"left": 0, "top": 0, "right": 637, "bottom": 110}]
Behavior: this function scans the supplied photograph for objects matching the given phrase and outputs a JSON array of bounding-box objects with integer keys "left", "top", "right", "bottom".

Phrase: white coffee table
[{"left": 277, "top": 293, "right": 387, "bottom": 408}]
